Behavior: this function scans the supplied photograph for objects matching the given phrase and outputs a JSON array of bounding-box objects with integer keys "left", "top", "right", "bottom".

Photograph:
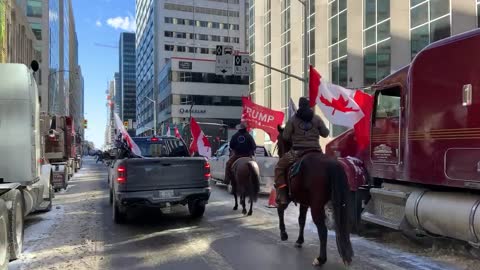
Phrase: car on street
[
  {"left": 209, "top": 143, "right": 277, "bottom": 194},
  {"left": 108, "top": 136, "right": 211, "bottom": 223}
]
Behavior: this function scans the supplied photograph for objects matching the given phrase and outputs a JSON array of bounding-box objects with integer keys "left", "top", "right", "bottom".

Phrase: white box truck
[{"left": 0, "top": 62, "right": 54, "bottom": 268}]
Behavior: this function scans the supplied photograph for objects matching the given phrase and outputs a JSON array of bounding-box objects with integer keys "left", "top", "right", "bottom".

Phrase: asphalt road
[{"left": 9, "top": 158, "right": 478, "bottom": 270}]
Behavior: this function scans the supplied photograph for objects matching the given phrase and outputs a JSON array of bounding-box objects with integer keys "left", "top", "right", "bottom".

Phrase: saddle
[{"left": 286, "top": 149, "right": 323, "bottom": 203}]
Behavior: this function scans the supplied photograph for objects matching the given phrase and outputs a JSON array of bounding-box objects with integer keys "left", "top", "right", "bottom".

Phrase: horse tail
[
  {"left": 329, "top": 160, "right": 354, "bottom": 264},
  {"left": 247, "top": 161, "right": 260, "bottom": 202}
]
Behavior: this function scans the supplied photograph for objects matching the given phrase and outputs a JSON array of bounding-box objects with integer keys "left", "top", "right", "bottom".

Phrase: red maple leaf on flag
[{"left": 319, "top": 94, "right": 360, "bottom": 115}]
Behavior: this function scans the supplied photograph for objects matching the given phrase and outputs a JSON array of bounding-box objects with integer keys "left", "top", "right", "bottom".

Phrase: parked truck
[
  {"left": 325, "top": 29, "right": 480, "bottom": 247},
  {"left": 0, "top": 63, "right": 54, "bottom": 267},
  {"left": 42, "top": 114, "right": 77, "bottom": 191}
]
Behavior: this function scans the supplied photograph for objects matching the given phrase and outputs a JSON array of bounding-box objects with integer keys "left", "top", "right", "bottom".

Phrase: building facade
[
  {"left": 24, "top": 0, "right": 49, "bottom": 113},
  {"left": 249, "top": 0, "right": 480, "bottom": 149},
  {"left": 135, "top": 0, "right": 248, "bottom": 136},
  {"left": 0, "top": 0, "right": 39, "bottom": 65},
  {"left": 156, "top": 57, "right": 248, "bottom": 132},
  {"left": 118, "top": 32, "right": 136, "bottom": 135}
]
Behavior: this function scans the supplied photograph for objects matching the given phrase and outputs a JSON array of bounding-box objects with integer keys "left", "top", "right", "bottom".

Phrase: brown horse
[
  {"left": 231, "top": 157, "right": 260, "bottom": 216},
  {"left": 276, "top": 126, "right": 353, "bottom": 266}
]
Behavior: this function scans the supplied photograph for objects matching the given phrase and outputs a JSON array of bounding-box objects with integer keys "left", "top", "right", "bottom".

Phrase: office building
[
  {"left": 248, "top": 0, "right": 479, "bottom": 150},
  {"left": 118, "top": 32, "right": 136, "bottom": 136},
  {"left": 135, "top": 0, "right": 247, "bottom": 136}
]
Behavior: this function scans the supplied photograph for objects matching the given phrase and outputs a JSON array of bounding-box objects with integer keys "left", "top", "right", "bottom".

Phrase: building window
[
  {"left": 189, "top": 33, "right": 196, "bottom": 39},
  {"left": 197, "top": 21, "right": 208, "bottom": 27},
  {"left": 177, "top": 46, "right": 186, "bottom": 52},
  {"left": 281, "top": 0, "right": 291, "bottom": 115},
  {"left": 363, "top": 0, "right": 391, "bottom": 85},
  {"left": 27, "top": 0, "right": 42, "bottom": 18},
  {"left": 223, "top": 36, "right": 230, "bottom": 42},
  {"left": 212, "top": 22, "right": 220, "bottom": 28},
  {"left": 248, "top": 0, "right": 256, "bottom": 101},
  {"left": 232, "top": 37, "right": 240, "bottom": 43},
  {"left": 329, "top": 0, "right": 348, "bottom": 87},
  {"left": 198, "top": 34, "right": 208, "bottom": 41},
  {"left": 164, "top": 31, "right": 173, "bottom": 37},
  {"left": 264, "top": 0, "right": 272, "bottom": 109},
  {"left": 211, "top": 35, "right": 221, "bottom": 42},
  {"left": 305, "top": 0, "right": 316, "bottom": 74},
  {"left": 175, "top": 32, "right": 187, "bottom": 39},
  {"left": 165, "top": 17, "right": 173, "bottom": 24},
  {"left": 410, "top": 0, "right": 450, "bottom": 58},
  {"left": 165, "top": 45, "right": 174, "bottom": 51},
  {"left": 200, "top": 48, "right": 209, "bottom": 54},
  {"left": 30, "top": 22, "right": 42, "bottom": 40}
]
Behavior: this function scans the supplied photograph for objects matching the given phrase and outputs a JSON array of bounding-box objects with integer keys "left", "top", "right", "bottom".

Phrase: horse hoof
[
  {"left": 242, "top": 209, "right": 247, "bottom": 215},
  {"left": 312, "top": 257, "right": 327, "bottom": 267},
  {"left": 247, "top": 211, "right": 252, "bottom": 216},
  {"left": 280, "top": 232, "right": 288, "bottom": 241},
  {"left": 233, "top": 206, "right": 238, "bottom": 211},
  {"left": 294, "top": 242, "right": 302, "bottom": 248}
]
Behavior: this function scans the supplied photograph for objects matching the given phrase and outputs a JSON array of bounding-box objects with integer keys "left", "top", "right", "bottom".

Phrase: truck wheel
[
  {"left": 0, "top": 200, "right": 10, "bottom": 269},
  {"left": 188, "top": 200, "right": 206, "bottom": 219},
  {"left": 113, "top": 195, "right": 127, "bottom": 224},
  {"left": 5, "top": 190, "right": 24, "bottom": 260}
]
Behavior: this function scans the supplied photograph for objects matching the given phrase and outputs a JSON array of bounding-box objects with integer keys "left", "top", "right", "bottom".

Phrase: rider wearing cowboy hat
[
  {"left": 274, "top": 97, "right": 330, "bottom": 205},
  {"left": 224, "top": 122, "right": 257, "bottom": 185}
]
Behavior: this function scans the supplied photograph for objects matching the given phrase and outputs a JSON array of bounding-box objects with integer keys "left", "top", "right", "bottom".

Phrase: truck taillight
[
  {"left": 204, "top": 162, "right": 211, "bottom": 180},
  {"left": 117, "top": 166, "right": 126, "bottom": 184}
]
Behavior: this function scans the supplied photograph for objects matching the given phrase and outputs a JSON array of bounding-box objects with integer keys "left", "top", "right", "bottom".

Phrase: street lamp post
[{"left": 145, "top": 96, "right": 156, "bottom": 136}]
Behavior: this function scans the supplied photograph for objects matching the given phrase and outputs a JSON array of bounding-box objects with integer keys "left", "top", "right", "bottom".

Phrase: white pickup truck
[{"left": 210, "top": 143, "right": 278, "bottom": 194}]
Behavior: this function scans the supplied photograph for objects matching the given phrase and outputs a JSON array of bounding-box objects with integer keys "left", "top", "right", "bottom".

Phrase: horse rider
[
  {"left": 274, "top": 97, "right": 330, "bottom": 205},
  {"left": 224, "top": 122, "right": 257, "bottom": 185}
]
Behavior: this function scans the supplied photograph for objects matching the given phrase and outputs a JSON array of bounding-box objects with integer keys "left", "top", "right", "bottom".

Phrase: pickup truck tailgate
[{"left": 125, "top": 158, "right": 208, "bottom": 191}]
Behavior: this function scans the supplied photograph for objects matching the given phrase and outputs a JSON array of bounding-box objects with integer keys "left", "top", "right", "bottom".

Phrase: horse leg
[
  {"left": 277, "top": 204, "right": 288, "bottom": 241},
  {"left": 233, "top": 191, "right": 238, "bottom": 211},
  {"left": 311, "top": 207, "right": 328, "bottom": 266},
  {"left": 295, "top": 204, "right": 308, "bottom": 248},
  {"left": 241, "top": 194, "right": 247, "bottom": 215},
  {"left": 247, "top": 196, "right": 253, "bottom": 216}
]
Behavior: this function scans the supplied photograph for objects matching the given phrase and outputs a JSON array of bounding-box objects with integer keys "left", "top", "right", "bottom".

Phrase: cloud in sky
[
  {"left": 95, "top": 20, "right": 102, "bottom": 27},
  {"left": 106, "top": 15, "right": 136, "bottom": 32}
]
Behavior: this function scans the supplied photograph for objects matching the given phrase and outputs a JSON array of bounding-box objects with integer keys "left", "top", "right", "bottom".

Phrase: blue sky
[{"left": 72, "top": 0, "right": 135, "bottom": 149}]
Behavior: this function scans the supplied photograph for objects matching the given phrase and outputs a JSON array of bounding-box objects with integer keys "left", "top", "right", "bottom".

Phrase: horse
[
  {"left": 231, "top": 157, "right": 261, "bottom": 216},
  {"left": 276, "top": 126, "right": 353, "bottom": 266}
]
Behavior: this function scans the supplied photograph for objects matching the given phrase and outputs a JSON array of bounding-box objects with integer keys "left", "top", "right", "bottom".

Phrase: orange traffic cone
[{"left": 266, "top": 188, "right": 277, "bottom": 208}]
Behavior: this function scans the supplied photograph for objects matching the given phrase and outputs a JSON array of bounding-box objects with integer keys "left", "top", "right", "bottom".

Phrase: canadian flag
[
  {"left": 113, "top": 113, "right": 143, "bottom": 157},
  {"left": 309, "top": 65, "right": 373, "bottom": 150},
  {"left": 189, "top": 117, "right": 212, "bottom": 158},
  {"left": 174, "top": 127, "right": 181, "bottom": 139}
]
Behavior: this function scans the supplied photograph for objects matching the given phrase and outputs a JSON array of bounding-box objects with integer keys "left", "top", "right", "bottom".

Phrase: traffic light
[{"left": 83, "top": 119, "right": 88, "bottom": 129}]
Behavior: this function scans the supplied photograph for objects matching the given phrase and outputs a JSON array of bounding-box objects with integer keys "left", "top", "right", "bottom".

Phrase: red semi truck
[{"left": 326, "top": 29, "right": 480, "bottom": 246}]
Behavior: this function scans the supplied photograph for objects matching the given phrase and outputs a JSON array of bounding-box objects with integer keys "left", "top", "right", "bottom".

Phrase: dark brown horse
[
  {"left": 276, "top": 126, "right": 353, "bottom": 266},
  {"left": 231, "top": 157, "right": 260, "bottom": 215}
]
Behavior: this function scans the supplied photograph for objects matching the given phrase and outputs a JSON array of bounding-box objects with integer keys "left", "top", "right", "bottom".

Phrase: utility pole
[{"left": 145, "top": 96, "right": 156, "bottom": 136}]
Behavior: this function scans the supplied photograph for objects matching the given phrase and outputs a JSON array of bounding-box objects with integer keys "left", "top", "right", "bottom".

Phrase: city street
[{"left": 9, "top": 158, "right": 479, "bottom": 270}]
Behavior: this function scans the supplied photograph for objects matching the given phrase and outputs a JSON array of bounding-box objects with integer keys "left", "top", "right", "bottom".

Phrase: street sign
[
  {"left": 215, "top": 45, "right": 234, "bottom": 76},
  {"left": 234, "top": 55, "right": 251, "bottom": 76}
]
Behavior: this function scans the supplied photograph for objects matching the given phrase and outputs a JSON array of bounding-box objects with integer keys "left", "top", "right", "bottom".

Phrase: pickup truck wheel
[
  {"left": 5, "top": 190, "right": 24, "bottom": 260},
  {"left": 188, "top": 201, "right": 206, "bottom": 218},
  {"left": 0, "top": 200, "right": 10, "bottom": 269},
  {"left": 113, "top": 196, "right": 127, "bottom": 224}
]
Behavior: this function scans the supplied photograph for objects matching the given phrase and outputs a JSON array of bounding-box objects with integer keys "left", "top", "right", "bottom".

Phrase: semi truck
[
  {"left": 0, "top": 62, "right": 54, "bottom": 266},
  {"left": 42, "top": 114, "right": 77, "bottom": 191},
  {"left": 326, "top": 28, "right": 480, "bottom": 247}
]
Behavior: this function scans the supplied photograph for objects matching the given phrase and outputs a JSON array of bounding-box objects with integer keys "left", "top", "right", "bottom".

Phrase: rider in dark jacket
[{"left": 224, "top": 122, "right": 256, "bottom": 185}]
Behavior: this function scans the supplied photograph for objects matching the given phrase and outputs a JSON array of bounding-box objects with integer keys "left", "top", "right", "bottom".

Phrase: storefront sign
[
  {"left": 179, "top": 108, "right": 207, "bottom": 114},
  {"left": 179, "top": 61, "right": 192, "bottom": 70}
]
